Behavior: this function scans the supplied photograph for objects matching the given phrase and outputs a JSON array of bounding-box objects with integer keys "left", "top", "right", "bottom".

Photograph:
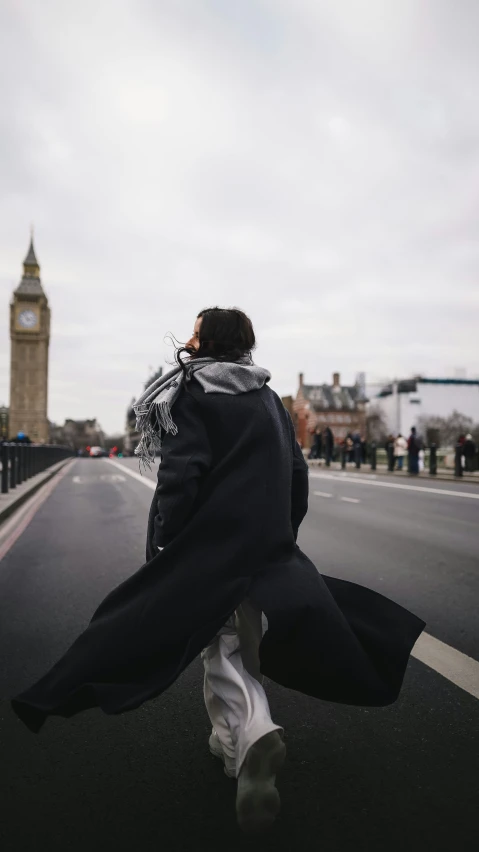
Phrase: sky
[{"left": 1, "top": 0, "right": 478, "bottom": 435}]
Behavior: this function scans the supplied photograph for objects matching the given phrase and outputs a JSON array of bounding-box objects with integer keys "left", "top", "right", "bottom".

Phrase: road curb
[
  {"left": 306, "top": 461, "right": 479, "bottom": 485},
  {"left": 0, "top": 458, "right": 74, "bottom": 528}
]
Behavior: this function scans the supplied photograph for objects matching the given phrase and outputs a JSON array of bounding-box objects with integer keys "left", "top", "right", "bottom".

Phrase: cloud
[{"left": 0, "top": 0, "right": 478, "bottom": 433}]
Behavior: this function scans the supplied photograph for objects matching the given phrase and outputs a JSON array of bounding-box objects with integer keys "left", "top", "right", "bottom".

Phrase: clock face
[{"left": 18, "top": 309, "right": 38, "bottom": 329}]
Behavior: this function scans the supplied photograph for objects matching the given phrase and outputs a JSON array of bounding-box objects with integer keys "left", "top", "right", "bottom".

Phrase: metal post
[
  {"left": 26, "top": 444, "right": 32, "bottom": 479},
  {"left": 454, "top": 443, "right": 463, "bottom": 477},
  {"left": 1, "top": 443, "right": 8, "bottom": 494},
  {"left": 387, "top": 442, "right": 395, "bottom": 472},
  {"left": 370, "top": 442, "right": 377, "bottom": 471},
  {"left": 19, "top": 444, "right": 26, "bottom": 484},
  {"left": 429, "top": 444, "right": 437, "bottom": 476},
  {"left": 9, "top": 444, "right": 17, "bottom": 489},
  {"left": 341, "top": 445, "right": 346, "bottom": 469}
]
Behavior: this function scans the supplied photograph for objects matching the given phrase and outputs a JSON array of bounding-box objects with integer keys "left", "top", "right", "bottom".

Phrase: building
[
  {"left": 49, "top": 418, "right": 105, "bottom": 451},
  {"left": 0, "top": 405, "right": 8, "bottom": 440},
  {"left": 371, "top": 377, "right": 479, "bottom": 438},
  {"left": 9, "top": 236, "right": 51, "bottom": 443},
  {"left": 124, "top": 366, "right": 163, "bottom": 454},
  {"left": 293, "top": 372, "right": 368, "bottom": 448}
]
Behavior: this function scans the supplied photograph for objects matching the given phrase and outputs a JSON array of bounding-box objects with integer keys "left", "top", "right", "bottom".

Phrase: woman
[
  {"left": 394, "top": 433, "right": 408, "bottom": 471},
  {"left": 11, "top": 307, "right": 425, "bottom": 833}
]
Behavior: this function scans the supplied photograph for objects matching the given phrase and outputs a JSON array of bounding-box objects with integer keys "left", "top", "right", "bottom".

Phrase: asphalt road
[{"left": 0, "top": 457, "right": 478, "bottom": 852}]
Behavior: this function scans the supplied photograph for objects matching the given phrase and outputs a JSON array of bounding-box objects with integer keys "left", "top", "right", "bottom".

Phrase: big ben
[{"left": 9, "top": 235, "right": 51, "bottom": 443}]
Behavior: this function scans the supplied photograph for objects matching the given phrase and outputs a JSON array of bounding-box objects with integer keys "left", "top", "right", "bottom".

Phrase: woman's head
[{"left": 179, "top": 307, "right": 256, "bottom": 366}]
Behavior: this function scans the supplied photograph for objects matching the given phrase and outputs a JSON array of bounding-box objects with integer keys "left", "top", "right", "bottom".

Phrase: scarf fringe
[{"left": 133, "top": 399, "right": 178, "bottom": 472}]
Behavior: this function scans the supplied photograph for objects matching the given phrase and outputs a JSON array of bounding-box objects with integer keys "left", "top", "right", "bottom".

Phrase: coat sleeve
[
  {"left": 151, "top": 389, "right": 212, "bottom": 549},
  {"left": 286, "top": 412, "right": 309, "bottom": 540}
]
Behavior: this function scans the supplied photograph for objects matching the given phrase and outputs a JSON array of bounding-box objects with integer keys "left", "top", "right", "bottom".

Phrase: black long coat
[{"left": 11, "top": 381, "right": 425, "bottom": 733}]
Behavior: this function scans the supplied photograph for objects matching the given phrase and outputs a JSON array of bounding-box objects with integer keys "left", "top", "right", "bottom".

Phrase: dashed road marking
[
  {"left": 106, "top": 458, "right": 156, "bottom": 490},
  {"left": 340, "top": 496, "right": 360, "bottom": 504},
  {"left": 412, "top": 633, "right": 479, "bottom": 700},
  {"left": 313, "top": 491, "right": 332, "bottom": 498}
]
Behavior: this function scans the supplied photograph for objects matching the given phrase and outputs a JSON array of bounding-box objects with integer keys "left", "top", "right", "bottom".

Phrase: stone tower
[{"left": 9, "top": 235, "right": 51, "bottom": 443}]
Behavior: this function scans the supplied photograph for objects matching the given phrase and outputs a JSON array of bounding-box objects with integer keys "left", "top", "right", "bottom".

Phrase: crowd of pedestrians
[
  {"left": 385, "top": 427, "right": 424, "bottom": 474},
  {"left": 307, "top": 425, "right": 478, "bottom": 474}
]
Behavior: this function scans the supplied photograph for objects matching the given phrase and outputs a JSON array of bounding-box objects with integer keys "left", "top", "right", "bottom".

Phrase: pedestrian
[
  {"left": 308, "top": 426, "right": 322, "bottom": 461},
  {"left": 418, "top": 447, "right": 425, "bottom": 472},
  {"left": 345, "top": 433, "right": 354, "bottom": 463},
  {"left": 463, "top": 434, "right": 477, "bottom": 473},
  {"left": 386, "top": 434, "right": 395, "bottom": 471},
  {"left": 323, "top": 425, "right": 334, "bottom": 466},
  {"left": 11, "top": 307, "right": 425, "bottom": 834},
  {"left": 352, "top": 432, "right": 361, "bottom": 466},
  {"left": 407, "top": 427, "right": 421, "bottom": 475},
  {"left": 394, "top": 433, "right": 408, "bottom": 471}
]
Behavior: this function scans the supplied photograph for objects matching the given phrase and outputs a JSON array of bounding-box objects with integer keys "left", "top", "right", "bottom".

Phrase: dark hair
[{"left": 175, "top": 307, "right": 256, "bottom": 375}]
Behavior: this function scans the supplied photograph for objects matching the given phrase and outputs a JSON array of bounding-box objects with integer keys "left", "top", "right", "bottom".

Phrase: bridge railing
[{"left": 0, "top": 443, "right": 75, "bottom": 495}]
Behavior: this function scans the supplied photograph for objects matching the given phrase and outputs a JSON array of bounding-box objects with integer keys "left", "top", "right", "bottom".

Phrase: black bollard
[
  {"left": 454, "top": 443, "right": 463, "bottom": 477},
  {"left": 19, "top": 444, "right": 26, "bottom": 484},
  {"left": 1, "top": 443, "right": 9, "bottom": 494},
  {"left": 387, "top": 442, "right": 395, "bottom": 472},
  {"left": 370, "top": 442, "right": 377, "bottom": 471},
  {"left": 341, "top": 446, "right": 346, "bottom": 469},
  {"left": 429, "top": 444, "right": 437, "bottom": 476},
  {"left": 9, "top": 444, "right": 17, "bottom": 489}
]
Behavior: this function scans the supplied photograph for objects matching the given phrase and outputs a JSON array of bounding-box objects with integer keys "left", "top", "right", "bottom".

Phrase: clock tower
[{"left": 9, "top": 235, "right": 51, "bottom": 443}]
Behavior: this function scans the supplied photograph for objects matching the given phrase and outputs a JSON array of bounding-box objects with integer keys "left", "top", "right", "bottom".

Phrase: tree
[
  {"left": 417, "top": 410, "right": 479, "bottom": 447},
  {"left": 366, "top": 406, "right": 388, "bottom": 443}
]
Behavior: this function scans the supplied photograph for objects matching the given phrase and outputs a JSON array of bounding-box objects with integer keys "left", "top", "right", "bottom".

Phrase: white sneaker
[
  {"left": 208, "top": 730, "right": 236, "bottom": 779},
  {"left": 236, "top": 731, "right": 286, "bottom": 834}
]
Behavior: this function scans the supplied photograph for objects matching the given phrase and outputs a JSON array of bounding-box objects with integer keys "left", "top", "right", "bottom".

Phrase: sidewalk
[
  {"left": 0, "top": 458, "right": 74, "bottom": 527},
  {"left": 307, "top": 459, "right": 479, "bottom": 484}
]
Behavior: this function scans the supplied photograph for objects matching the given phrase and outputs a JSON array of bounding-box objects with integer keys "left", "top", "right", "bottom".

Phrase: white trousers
[{"left": 201, "top": 599, "right": 283, "bottom": 777}]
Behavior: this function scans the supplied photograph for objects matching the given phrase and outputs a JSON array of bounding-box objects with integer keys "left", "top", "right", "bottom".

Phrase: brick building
[{"left": 293, "top": 372, "right": 367, "bottom": 448}]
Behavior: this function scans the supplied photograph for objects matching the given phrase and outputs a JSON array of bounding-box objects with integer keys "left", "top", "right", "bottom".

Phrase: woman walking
[
  {"left": 394, "top": 433, "right": 408, "bottom": 471},
  {"left": 11, "top": 307, "right": 425, "bottom": 833}
]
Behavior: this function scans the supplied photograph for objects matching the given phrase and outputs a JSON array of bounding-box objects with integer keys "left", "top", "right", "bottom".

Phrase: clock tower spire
[{"left": 9, "top": 234, "right": 51, "bottom": 443}]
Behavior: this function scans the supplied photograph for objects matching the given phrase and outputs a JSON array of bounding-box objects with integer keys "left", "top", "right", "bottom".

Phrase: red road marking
[{"left": 0, "top": 462, "right": 74, "bottom": 563}]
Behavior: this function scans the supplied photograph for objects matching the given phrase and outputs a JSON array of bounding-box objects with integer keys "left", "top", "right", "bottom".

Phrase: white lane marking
[
  {"left": 107, "top": 458, "right": 479, "bottom": 699},
  {"left": 310, "top": 472, "right": 479, "bottom": 500},
  {"left": 106, "top": 458, "right": 156, "bottom": 490},
  {"left": 313, "top": 491, "right": 332, "bottom": 498},
  {"left": 72, "top": 476, "right": 83, "bottom": 484},
  {"left": 340, "top": 496, "right": 360, "bottom": 504},
  {"left": 412, "top": 633, "right": 479, "bottom": 700},
  {"left": 100, "top": 474, "right": 126, "bottom": 483}
]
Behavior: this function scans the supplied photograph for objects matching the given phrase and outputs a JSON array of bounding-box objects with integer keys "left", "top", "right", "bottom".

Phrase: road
[{"left": 0, "top": 457, "right": 478, "bottom": 852}]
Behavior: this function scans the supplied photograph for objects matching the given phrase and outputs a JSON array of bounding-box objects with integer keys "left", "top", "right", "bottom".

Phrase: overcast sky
[{"left": 1, "top": 0, "right": 478, "bottom": 435}]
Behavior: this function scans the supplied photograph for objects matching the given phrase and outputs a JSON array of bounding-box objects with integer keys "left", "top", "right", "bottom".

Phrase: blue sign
[{"left": 17, "top": 431, "right": 25, "bottom": 439}]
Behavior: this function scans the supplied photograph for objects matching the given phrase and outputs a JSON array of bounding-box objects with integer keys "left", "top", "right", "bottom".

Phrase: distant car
[{"left": 89, "top": 446, "right": 106, "bottom": 458}]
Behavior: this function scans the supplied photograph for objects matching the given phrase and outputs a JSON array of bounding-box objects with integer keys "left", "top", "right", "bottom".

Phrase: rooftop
[
  {"left": 301, "top": 383, "right": 366, "bottom": 411},
  {"left": 378, "top": 377, "right": 479, "bottom": 397}
]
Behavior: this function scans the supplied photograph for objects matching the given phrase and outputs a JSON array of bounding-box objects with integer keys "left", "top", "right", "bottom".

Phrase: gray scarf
[{"left": 133, "top": 356, "right": 271, "bottom": 471}]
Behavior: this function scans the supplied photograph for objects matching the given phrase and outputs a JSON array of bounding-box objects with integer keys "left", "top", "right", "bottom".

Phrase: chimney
[
  {"left": 333, "top": 372, "right": 340, "bottom": 388},
  {"left": 299, "top": 372, "right": 304, "bottom": 388}
]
